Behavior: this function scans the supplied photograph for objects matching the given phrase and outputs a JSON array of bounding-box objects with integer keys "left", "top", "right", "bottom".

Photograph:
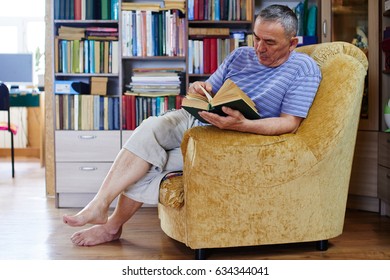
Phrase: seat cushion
[
  {"left": 0, "top": 121, "right": 18, "bottom": 135},
  {"left": 159, "top": 172, "right": 184, "bottom": 209}
]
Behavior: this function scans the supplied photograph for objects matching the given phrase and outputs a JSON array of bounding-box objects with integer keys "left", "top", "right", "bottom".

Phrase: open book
[{"left": 181, "top": 79, "right": 260, "bottom": 123}]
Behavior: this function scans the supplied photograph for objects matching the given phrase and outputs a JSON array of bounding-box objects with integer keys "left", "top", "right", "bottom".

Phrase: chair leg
[
  {"left": 195, "top": 249, "right": 207, "bottom": 260},
  {"left": 316, "top": 240, "right": 328, "bottom": 251},
  {"left": 11, "top": 132, "right": 15, "bottom": 178}
]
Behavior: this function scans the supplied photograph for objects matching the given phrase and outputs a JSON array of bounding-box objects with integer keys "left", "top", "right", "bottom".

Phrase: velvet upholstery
[{"left": 158, "top": 42, "right": 368, "bottom": 251}]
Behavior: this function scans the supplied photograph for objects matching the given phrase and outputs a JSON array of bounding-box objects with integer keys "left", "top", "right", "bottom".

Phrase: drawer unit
[
  {"left": 56, "top": 162, "right": 112, "bottom": 193},
  {"left": 55, "top": 130, "right": 120, "bottom": 162}
]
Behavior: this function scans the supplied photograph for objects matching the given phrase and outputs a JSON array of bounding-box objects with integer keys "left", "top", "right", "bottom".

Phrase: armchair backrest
[{"left": 295, "top": 42, "right": 368, "bottom": 161}]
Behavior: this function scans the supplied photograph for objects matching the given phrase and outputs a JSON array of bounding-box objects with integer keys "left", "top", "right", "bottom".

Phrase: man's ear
[{"left": 289, "top": 37, "right": 299, "bottom": 51}]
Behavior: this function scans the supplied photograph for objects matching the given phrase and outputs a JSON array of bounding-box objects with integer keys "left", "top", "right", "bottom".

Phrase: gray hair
[{"left": 256, "top": 4, "right": 298, "bottom": 38}]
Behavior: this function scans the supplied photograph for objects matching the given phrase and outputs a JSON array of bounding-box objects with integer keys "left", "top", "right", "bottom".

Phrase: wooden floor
[{"left": 1, "top": 158, "right": 390, "bottom": 260}]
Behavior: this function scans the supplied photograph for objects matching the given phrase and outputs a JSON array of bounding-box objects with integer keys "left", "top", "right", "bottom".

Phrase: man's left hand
[{"left": 199, "top": 106, "right": 247, "bottom": 130}]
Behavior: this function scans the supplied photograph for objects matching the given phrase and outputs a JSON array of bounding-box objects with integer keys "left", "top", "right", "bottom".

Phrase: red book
[
  {"left": 74, "top": 0, "right": 82, "bottom": 20},
  {"left": 129, "top": 95, "right": 136, "bottom": 130},
  {"left": 122, "top": 95, "right": 127, "bottom": 129},
  {"left": 210, "top": 38, "right": 218, "bottom": 73},
  {"left": 198, "top": 0, "right": 204, "bottom": 20},
  {"left": 203, "top": 38, "right": 211, "bottom": 74},
  {"left": 194, "top": 0, "right": 199, "bottom": 20},
  {"left": 176, "top": 95, "right": 184, "bottom": 109}
]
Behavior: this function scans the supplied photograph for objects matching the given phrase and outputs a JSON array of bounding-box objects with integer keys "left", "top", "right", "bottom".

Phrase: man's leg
[
  {"left": 70, "top": 194, "right": 143, "bottom": 246},
  {"left": 63, "top": 149, "right": 150, "bottom": 227}
]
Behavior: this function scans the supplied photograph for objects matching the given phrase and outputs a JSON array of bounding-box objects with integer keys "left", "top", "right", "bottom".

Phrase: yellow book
[{"left": 182, "top": 79, "right": 260, "bottom": 124}]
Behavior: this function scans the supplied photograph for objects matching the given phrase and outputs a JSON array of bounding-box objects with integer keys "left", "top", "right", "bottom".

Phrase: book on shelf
[
  {"left": 187, "top": 0, "right": 253, "bottom": 21},
  {"left": 121, "top": 9, "right": 185, "bottom": 57},
  {"left": 55, "top": 37, "right": 118, "bottom": 74},
  {"left": 122, "top": 94, "right": 183, "bottom": 130},
  {"left": 181, "top": 79, "right": 260, "bottom": 123},
  {"left": 55, "top": 94, "right": 120, "bottom": 131},
  {"left": 188, "top": 28, "right": 230, "bottom": 38},
  {"left": 54, "top": 0, "right": 119, "bottom": 20}
]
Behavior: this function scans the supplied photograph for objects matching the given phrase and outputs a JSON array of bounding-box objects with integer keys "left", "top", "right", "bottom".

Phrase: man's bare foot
[
  {"left": 70, "top": 224, "right": 122, "bottom": 246},
  {"left": 63, "top": 200, "right": 109, "bottom": 227}
]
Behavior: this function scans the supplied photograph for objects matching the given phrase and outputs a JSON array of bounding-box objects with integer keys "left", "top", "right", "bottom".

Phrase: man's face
[{"left": 253, "top": 20, "right": 298, "bottom": 67}]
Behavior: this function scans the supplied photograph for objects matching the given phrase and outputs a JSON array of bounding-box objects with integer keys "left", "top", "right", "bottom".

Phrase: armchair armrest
[{"left": 181, "top": 126, "right": 318, "bottom": 188}]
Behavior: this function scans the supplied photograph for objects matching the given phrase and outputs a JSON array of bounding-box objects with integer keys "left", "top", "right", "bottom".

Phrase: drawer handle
[
  {"left": 387, "top": 174, "right": 390, "bottom": 179},
  {"left": 78, "top": 135, "right": 97, "bottom": 140},
  {"left": 79, "top": 167, "right": 98, "bottom": 171}
]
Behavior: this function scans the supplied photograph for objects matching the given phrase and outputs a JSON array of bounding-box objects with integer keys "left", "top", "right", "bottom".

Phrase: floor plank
[{"left": 0, "top": 159, "right": 389, "bottom": 260}]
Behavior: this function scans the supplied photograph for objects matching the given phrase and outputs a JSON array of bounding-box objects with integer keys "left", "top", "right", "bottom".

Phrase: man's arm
[{"left": 199, "top": 106, "right": 303, "bottom": 135}]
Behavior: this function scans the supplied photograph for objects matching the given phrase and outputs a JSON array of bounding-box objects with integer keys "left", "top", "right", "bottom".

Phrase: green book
[
  {"left": 182, "top": 79, "right": 260, "bottom": 124},
  {"left": 101, "top": 0, "right": 110, "bottom": 20}
]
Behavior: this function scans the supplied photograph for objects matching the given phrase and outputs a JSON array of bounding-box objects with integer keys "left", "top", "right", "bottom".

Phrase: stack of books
[{"left": 122, "top": 68, "right": 184, "bottom": 130}]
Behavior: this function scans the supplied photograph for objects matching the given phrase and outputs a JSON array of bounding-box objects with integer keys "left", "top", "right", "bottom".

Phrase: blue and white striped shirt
[{"left": 206, "top": 47, "right": 322, "bottom": 118}]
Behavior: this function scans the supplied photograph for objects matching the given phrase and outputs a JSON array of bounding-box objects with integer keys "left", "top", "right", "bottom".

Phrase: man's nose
[{"left": 256, "top": 40, "right": 266, "bottom": 52}]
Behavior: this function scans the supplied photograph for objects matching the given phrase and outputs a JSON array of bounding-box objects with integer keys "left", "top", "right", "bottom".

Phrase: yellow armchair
[{"left": 158, "top": 42, "right": 369, "bottom": 259}]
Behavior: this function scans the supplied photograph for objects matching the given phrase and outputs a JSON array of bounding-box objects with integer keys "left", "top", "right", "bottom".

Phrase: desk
[
  {"left": 9, "top": 92, "right": 40, "bottom": 107},
  {"left": 1, "top": 92, "right": 44, "bottom": 166}
]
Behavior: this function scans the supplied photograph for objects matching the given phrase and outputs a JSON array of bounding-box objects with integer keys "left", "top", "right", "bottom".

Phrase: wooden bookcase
[{"left": 52, "top": 0, "right": 122, "bottom": 207}]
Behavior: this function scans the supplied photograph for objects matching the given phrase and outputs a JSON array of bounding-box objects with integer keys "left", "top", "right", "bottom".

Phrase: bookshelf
[
  {"left": 120, "top": 1, "right": 187, "bottom": 131},
  {"left": 186, "top": 0, "right": 254, "bottom": 86},
  {"left": 53, "top": 0, "right": 122, "bottom": 207}
]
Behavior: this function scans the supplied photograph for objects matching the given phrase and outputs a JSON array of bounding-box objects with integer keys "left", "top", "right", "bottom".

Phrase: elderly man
[{"left": 63, "top": 4, "right": 321, "bottom": 246}]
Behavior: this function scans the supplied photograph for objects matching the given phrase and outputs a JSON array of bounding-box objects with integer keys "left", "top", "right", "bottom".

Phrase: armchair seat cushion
[{"left": 159, "top": 172, "right": 184, "bottom": 209}]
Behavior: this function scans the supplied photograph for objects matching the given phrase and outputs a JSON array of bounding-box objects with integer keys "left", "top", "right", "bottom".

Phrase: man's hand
[
  {"left": 188, "top": 81, "right": 213, "bottom": 97},
  {"left": 199, "top": 106, "right": 247, "bottom": 130},
  {"left": 199, "top": 108, "right": 304, "bottom": 135}
]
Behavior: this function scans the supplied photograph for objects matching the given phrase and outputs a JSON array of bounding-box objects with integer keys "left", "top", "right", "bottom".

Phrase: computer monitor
[{"left": 0, "top": 53, "right": 34, "bottom": 89}]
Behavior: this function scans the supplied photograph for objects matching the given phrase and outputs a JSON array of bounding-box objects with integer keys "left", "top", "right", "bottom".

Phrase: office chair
[{"left": 0, "top": 82, "right": 17, "bottom": 177}]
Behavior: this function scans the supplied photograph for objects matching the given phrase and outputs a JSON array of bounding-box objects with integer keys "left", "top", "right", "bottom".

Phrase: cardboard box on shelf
[{"left": 90, "top": 77, "right": 108, "bottom": 95}]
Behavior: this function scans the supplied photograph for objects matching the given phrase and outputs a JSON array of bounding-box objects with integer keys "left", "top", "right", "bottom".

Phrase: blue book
[
  {"left": 111, "top": 0, "right": 119, "bottom": 20},
  {"left": 114, "top": 97, "right": 119, "bottom": 130},
  {"left": 84, "top": 40, "right": 89, "bottom": 73},
  {"left": 108, "top": 97, "right": 114, "bottom": 130},
  {"left": 89, "top": 40, "right": 95, "bottom": 73},
  {"left": 188, "top": 0, "right": 194, "bottom": 20},
  {"left": 61, "top": 40, "right": 68, "bottom": 73},
  {"left": 132, "top": 12, "right": 137, "bottom": 56},
  {"left": 99, "top": 96, "right": 105, "bottom": 130},
  {"left": 214, "top": 0, "right": 220, "bottom": 21}
]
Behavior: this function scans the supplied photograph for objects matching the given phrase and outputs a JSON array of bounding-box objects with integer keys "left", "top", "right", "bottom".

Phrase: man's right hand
[{"left": 188, "top": 81, "right": 213, "bottom": 97}]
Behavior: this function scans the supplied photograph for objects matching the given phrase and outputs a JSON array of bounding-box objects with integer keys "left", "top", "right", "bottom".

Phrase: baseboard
[
  {"left": 0, "top": 147, "right": 40, "bottom": 158},
  {"left": 347, "top": 194, "right": 380, "bottom": 213}
]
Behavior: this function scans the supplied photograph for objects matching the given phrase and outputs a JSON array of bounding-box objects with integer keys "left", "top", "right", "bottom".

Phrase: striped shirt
[{"left": 206, "top": 47, "right": 322, "bottom": 118}]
